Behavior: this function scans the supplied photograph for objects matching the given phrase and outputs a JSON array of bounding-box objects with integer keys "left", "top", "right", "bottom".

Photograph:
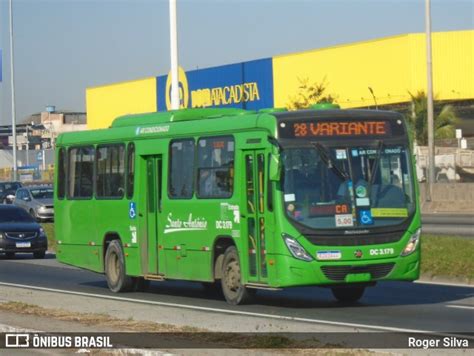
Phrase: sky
[{"left": 0, "top": 0, "right": 473, "bottom": 124}]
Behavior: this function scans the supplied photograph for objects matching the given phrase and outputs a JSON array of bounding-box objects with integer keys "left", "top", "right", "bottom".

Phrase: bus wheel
[
  {"left": 331, "top": 286, "right": 365, "bottom": 303},
  {"left": 105, "top": 240, "right": 134, "bottom": 292},
  {"left": 221, "top": 246, "right": 254, "bottom": 305}
]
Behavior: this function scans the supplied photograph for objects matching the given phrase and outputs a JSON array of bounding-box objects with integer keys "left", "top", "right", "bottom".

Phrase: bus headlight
[
  {"left": 282, "top": 234, "right": 313, "bottom": 262},
  {"left": 401, "top": 228, "right": 421, "bottom": 256}
]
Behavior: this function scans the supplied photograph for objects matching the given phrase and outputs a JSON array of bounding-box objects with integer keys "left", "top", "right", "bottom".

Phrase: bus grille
[
  {"left": 321, "top": 263, "right": 395, "bottom": 281},
  {"left": 306, "top": 231, "right": 403, "bottom": 246}
]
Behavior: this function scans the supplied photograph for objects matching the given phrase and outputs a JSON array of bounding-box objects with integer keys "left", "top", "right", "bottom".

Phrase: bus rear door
[{"left": 144, "top": 155, "right": 163, "bottom": 276}]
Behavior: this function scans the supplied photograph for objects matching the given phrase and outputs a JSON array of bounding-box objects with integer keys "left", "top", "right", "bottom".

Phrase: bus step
[
  {"left": 144, "top": 274, "right": 165, "bottom": 281},
  {"left": 245, "top": 283, "right": 281, "bottom": 291}
]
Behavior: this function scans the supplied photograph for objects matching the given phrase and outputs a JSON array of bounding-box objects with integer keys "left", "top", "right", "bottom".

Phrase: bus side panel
[
  {"left": 57, "top": 244, "right": 102, "bottom": 273},
  {"left": 158, "top": 194, "right": 214, "bottom": 281},
  {"left": 56, "top": 199, "right": 101, "bottom": 272}
]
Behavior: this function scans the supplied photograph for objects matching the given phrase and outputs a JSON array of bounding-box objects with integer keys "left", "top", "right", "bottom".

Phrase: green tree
[
  {"left": 407, "top": 91, "right": 459, "bottom": 146},
  {"left": 287, "top": 77, "right": 336, "bottom": 110}
]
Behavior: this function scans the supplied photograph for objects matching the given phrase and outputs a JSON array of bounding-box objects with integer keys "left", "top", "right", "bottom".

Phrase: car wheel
[
  {"left": 33, "top": 251, "right": 46, "bottom": 259},
  {"left": 105, "top": 240, "right": 134, "bottom": 292},
  {"left": 331, "top": 286, "right": 366, "bottom": 303},
  {"left": 5, "top": 252, "right": 15, "bottom": 259},
  {"left": 221, "top": 246, "right": 255, "bottom": 305}
]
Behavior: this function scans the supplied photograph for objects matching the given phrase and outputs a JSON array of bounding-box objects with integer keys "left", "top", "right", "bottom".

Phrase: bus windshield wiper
[
  {"left": 311, "top": 142, "right": 349, "bottom": 181},
  {"left": 369, "top": 140, "right": 384, "bottom": 188}
]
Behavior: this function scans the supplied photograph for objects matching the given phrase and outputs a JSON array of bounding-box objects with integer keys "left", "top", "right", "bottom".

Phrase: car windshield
[
  {"left": 282, "top": 144, "right": 415, "bottom": 230},
  {"left": 0, "top": 208, "right": 36, "bottom": 223},
  {"left": 0, "top": 183, "right": 21, "bottom": 193},
  {"left": 30, "top": 188, "right": 53, "bottom": 199}
]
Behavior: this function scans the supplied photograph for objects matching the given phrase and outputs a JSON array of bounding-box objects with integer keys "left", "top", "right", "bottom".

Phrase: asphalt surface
[{"left": 0, "top": 254, "right": 473, "bottom": 335}]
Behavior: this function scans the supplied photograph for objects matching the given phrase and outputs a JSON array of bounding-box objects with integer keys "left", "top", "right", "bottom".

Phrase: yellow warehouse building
[{"left": 86, "top": 30, "right": 473, "bottom": 131}]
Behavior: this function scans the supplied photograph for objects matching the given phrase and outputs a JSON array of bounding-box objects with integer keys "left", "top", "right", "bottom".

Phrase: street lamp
[
  {"left": 425, "top": 0, "right": 435, "bottom": 201},
  {"left": 9, "top": 0, "right": 18, "bottom": 180},
  {"left": 169, "top": 0, "right": 180, "bottom": 110}
]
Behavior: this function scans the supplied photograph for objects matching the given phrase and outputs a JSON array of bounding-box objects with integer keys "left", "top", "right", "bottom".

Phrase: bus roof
[
  {"left": 273, "top": 109, "right": 404, "bottom": 121},
  {"left": 112, "top": 108, "right": 254, "bottom": 128},
  {"left": 56, "top": 108, "right": 406, "bottom": 146}
]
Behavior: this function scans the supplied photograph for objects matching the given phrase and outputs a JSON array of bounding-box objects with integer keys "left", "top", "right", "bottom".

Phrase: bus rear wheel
[
  {"left": 221, "top": 246, "right": 254, "bottom": 305},
  {"left": 105, "top": 240, "right": 134, "bottom": 292},
  {"left": 331, "top": 286, "right": 365, "bottom": 303}
]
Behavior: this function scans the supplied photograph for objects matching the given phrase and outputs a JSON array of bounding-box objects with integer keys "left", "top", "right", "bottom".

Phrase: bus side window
[
  {"left": 96, "top": 144, "right": 125, "bottom": 199},
  {"left": 196, "top": 136, "right": 234, "bottom": 199},
  {"left": 126, "top": 143, "right": 135, "bottom": 199},
  {"left": 68, "top": 146, "right": 94, "bottom": 199},
  {"left": 169, "top": 139, "right": 195, "bottom": 199},
  {"left": 58, "top": 148, "right": 66, "bottom": 199}
]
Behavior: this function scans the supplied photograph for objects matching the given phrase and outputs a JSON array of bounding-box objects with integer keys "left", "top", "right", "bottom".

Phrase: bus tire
[
  {"left": 331, "top": 286, "right": 365, "bottom": 303},
  {"left": 105, "top": 240, "right": 134, "bottom": 293},
  {"left": 221, "top": 246, "right": 254, "bottom": 305}
]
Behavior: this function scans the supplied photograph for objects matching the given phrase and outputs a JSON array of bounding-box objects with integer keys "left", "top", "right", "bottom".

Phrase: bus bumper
[{"left": 270, "top": 249, "right": 420, "bottom": 288}]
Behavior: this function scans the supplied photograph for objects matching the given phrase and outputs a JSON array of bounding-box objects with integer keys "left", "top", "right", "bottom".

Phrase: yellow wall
[
  {"left": 273, "top": 30, "right": 473, "bottom": 109},
  {"left": 86, "top": 77, "right": 157, "bottom": 129}
]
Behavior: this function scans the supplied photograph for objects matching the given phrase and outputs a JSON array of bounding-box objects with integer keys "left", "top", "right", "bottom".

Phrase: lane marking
[
  {"left": 0, "top": 281, "right": 471, "bottom": 338},
  {"left": 446, "top": 305, "right": 474, "bottom": 311},
  {"left": 415, "top": 280, "right": 474, "bottom": 288},
  {"left": 4, "top": 258, "right": 474, "bottom": 288}
]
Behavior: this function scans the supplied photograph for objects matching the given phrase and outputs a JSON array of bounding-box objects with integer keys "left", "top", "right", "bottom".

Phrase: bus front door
[
  {"left": 145, "top": 155, "right": 163, "bottom": 275},
  {"left": 243, "top": 151, "right": 268, "bottom": 284}
]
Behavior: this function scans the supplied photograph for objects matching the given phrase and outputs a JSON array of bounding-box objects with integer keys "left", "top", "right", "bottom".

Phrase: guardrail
[{"left": 422, "top": 214, "right": 474, "bottom": 237}]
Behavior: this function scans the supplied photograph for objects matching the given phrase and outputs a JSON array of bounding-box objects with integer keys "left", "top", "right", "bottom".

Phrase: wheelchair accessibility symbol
[
  {"left": 129, "top": 202, "right": 137, "bottom": 219},
  {"left": 360, "top": 210, "right": 373, "bottom": 225}
]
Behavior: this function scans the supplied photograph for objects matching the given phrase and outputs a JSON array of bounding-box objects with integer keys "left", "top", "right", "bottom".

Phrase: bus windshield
[{"left": 282, "top": 144, "right": 415, "bottom": 230}]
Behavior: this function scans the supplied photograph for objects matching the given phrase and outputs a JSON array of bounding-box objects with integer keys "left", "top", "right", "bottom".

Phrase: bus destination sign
[{"left": 279, "top": 119, "right": 403, "bottom": 139}]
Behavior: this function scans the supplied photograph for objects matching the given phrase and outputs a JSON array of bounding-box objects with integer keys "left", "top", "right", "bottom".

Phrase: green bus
[{"left": 55, "top": 106, "right": 421, "bottom": 305}]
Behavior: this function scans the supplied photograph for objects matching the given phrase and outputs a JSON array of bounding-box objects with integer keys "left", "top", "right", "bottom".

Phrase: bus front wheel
[
  {"left": 221, "top": 246, "right": 254, "bottom": 305},
  {"left": 331, "top": 286, "right": 365, "bottom": 303},
  {"left": 105, "top": 240, "right": 134, "bottom": 293}
]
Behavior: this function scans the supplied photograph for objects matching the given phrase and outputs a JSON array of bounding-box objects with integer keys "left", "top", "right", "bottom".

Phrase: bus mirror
[{"left": 269, "top": 153, "right": 281, "bottom": 181}]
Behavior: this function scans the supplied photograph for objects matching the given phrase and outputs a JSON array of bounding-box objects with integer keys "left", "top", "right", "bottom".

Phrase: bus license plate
[{"left": 16, "top": 242, "right": 31, "bottom": 248}]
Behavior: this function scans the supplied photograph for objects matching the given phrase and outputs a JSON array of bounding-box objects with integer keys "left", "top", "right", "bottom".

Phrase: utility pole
[
  {"left": 425, "top": 0, "right": 435, "bottom": 201},
  {"left": 9, "top": 0, "right": 18, "bottom": 180},
  {"left": 169, "top": 0, "right": 180, "bottom": 110}
]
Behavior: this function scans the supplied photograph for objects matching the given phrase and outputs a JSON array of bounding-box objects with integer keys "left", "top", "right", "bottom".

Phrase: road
[
  {"left": 421, "top": 214, "right": 474, "bottom": 236},
  {"left": 0, "top": 254, "right": 473, "bottom": 336}
]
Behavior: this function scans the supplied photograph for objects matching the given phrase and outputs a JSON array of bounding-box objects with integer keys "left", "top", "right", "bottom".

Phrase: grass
[
  {"left": 421, "top": 234, "right": 474, "bottom": 281},
  {"left": 40, "top": 223, "right": 473, "bottom": 281},
  {"left": 40, "top": 222, "right": 56, "bottom": 251}
]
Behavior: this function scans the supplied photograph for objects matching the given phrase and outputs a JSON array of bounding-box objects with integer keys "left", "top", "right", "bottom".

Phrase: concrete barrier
[{"left": 419, "top": 183, "right": 474, "bottom": 214}]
